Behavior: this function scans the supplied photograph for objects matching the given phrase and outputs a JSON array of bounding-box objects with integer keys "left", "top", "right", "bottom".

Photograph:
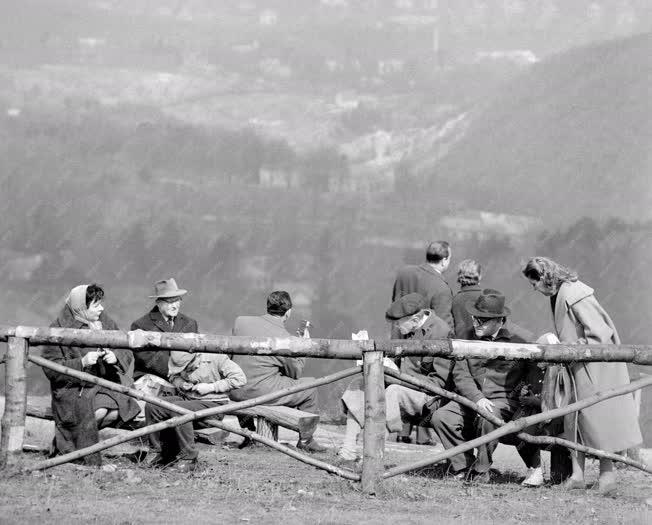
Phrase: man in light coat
[{"left": 230, "top": 290, "right": 327, "bottom": 452}]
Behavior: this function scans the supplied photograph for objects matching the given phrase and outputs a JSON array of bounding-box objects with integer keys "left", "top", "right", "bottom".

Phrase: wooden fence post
[
  {"left": 362, "top": 350, "right": 385, "bottom": 494},
  {"left": 1, "top": 337, "right": 28, "bottom": 469}
]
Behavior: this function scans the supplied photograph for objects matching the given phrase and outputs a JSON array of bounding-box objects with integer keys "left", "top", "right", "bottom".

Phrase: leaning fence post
[
  {"left": 361, "top": 349, "right": 386, "bottom": 494},
  {"left": 1, "top": 336, "right": 28, "bottom": 469}
]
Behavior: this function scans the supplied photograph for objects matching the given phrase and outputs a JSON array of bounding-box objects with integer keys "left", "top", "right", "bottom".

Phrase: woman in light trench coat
[{"left": 522, "top": 257, "right": 642, "bottom": 494}]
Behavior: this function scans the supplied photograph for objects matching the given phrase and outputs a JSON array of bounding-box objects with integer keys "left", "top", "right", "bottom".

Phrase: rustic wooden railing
[{"left": 1, "top": 325, "right": 651, "bottom": 494}]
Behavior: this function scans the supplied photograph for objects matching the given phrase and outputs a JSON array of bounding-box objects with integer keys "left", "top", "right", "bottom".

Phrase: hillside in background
[{"left": 411, "top": 31, "right": 652, "bottom": 223}]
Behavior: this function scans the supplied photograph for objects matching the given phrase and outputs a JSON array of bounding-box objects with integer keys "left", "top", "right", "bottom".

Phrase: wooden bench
[{"left": 25, "top": 400, "right": 319, "bottom": 446}]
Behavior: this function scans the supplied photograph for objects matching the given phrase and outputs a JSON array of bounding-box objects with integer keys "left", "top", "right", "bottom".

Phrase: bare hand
[
  {"left": 101, "top": 350, "right": 117, "bottom": 365},
  {"left": 477, "top": 398, "right": 495, "bottom": 413},
  {"left": 192, "top": 383, "right": 215, "bottom": 396},
  {"left": 82, "top": 351, "right": 100, "bottom": 367}
]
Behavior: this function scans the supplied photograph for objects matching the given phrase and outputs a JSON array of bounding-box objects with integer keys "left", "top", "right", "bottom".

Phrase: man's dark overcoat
[
  {"left": 392, "top": 263, "right": 454, "bottom": 333},
  {"left": 130, "top": 308, "right": 199, "bottom": 379}
]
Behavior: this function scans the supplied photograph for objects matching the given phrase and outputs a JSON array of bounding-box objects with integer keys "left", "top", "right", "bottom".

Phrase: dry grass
[{"left": 1, "top": 434, "right": 651, "bottom": 525}]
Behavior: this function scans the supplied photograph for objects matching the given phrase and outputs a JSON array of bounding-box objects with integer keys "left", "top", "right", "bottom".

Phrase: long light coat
[{"left": 553, "top": 280, "right": 642, "bottom": 451}]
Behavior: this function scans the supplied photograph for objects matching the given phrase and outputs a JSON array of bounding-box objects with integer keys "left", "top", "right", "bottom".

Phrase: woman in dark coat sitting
[{"left": 42, "top": 284, "right": 140, "bottom": 465}]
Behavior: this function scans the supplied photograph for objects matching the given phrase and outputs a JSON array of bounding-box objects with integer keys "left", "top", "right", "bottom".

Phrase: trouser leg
[
  {"left": 430, "top": 401, "right": 475, "bottom": 472},
  {"left": 146, "top": 397, "right": 223, "bottom": 461},
  {"left": 475, "top": 399, "right": 541, "bottom": 472},
  {"left": 385, "top": 384, "right": 428, "bottom": 434}
]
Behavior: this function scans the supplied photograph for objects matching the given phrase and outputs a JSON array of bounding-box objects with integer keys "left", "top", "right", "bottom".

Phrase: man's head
[
  {"left": 150, "top": 278, "right": 187, "bottom": 319},
  {"left": 267, "top": 290, "right": 293, "bottom": 320},
  {"left": 426, "top": 241, "right": 451, "bottom": 271},
  {"left": 385, "top": 293, "right": 428, "bottom": 336},
  {"left": 465, "top": 288, "right": 510, "bottom": 339}
]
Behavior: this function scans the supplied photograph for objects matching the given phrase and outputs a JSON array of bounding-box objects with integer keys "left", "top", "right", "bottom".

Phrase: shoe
[
  {"left": 561, "top": 477, "right": 585, "bottom": 490},
  {"left": 337, "top": 447, "right": 360, "bottom": 461},
  {"left": 521, "top": 467, "right": 545, "bottom": 487},
  {"left": 398, "top": 436, "right": 413, "bottom": 444},
  {"left": 142, "top": 452, "right": 166, "bottom": 468},
  {"left": 171, "top": 458, "right": 197, "bottom": 473},
  {"left": 296, "top": 437, "right": 328, "bottom": 453},
  {"left": 598, "top": 472, "right": 617, "bottom": 495},
  {"left": 467, "top": 470, "right": 492, "bottom": 483},
  {"left": 238, "top": 437, "right": 263, "bottom": 449},
  {"left": 451, "top": 468, "right": 470, "bottom": 480}
]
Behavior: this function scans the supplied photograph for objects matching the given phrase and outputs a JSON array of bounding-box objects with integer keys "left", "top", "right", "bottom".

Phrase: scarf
[{"left": 66, "top": 284, "right": 103, "bottom": 330}]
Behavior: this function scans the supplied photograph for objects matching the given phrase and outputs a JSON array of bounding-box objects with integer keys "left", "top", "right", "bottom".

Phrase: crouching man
[
  {"left": 144, "top": 351, "right": 246, "bottom": 472},
  {"left": 338, "top": 293, "right": 454, "bottom": 461},
  {"left": 430, "top": 289, "right": 543, "bottom": 486}
]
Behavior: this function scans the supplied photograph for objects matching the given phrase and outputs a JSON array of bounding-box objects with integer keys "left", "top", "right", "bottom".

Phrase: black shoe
[
  {"left": 238, "top": 437, "right": 261, "bottom": 449},
  {"left": 171, "top": 458, "right": 197, "bottom": 473},
  {"left": 398, "top": 436, "right": 413, "bottom": 444},
  {"left": 296, "top": 438, "right": 328, "bottom": 453},
  {"left": 142, "top": 452, "right": 166, "bottom": 468}
]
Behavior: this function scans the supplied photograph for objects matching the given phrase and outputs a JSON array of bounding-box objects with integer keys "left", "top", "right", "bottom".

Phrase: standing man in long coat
[{"left": 391, "top": 240, "right": 454, "bottom": 443}]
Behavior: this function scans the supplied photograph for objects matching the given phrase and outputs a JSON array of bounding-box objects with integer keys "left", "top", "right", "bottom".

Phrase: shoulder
[
  {"left": 396, "top": 265, "right": 419, "bottom": 279},
  {"left": 177, "top": 313, "right": 199, "bottom": 331},
  {"left": 100, "top": 312, "right": 119, "bottom": 330},
  {"left": 130, "top": 312, "right": 151, "bottom": 329},
  {"left": 559, "top": 280, "right": 594, "bottom": 308},
  {"left": 233, "top": 316, "right": 262, "bottom": 333}
]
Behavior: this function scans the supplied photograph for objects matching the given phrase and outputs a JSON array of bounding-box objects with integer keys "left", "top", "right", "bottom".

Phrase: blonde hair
[{"left": 457, "top": 259, "right": 483, "bottom": 286}]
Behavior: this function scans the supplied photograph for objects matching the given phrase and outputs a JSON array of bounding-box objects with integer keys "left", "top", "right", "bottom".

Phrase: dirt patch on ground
[{"left": 1, "top": 432, "right": 651, "bottom": 525}]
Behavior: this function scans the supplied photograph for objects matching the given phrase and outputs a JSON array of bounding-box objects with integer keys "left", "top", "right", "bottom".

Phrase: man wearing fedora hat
[
  {"left": 429, "top": 289, "right": 544, "bottom": 486},
  {"left": 130, "top": 278, "right": 199, "bottom": 384}
]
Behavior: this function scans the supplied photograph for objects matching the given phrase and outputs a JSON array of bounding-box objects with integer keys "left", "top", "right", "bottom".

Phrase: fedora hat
[
  {"left": 149, "top": 278, "right": 188, "bottom": 299},
  {"left": 385, "top": 293, "right": 427, "bottom": 321},
  {"left": 465, "top": 288, "right": 511, "bottom": 318}
]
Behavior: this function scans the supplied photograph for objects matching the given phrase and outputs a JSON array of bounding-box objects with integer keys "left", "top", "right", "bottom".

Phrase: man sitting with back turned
[{"left": 230, "top": 290, "right": 327, "bottom": 452}]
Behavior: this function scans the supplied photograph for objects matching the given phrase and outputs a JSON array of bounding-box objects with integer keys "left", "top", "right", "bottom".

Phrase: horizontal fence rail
[{"left": 2, "top": 326, "right": 652, "bottom": 364}]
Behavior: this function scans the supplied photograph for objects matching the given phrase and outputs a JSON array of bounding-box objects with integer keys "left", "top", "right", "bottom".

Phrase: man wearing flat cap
[
  {"left": 429, "top": 289, "right": 544, "bottom": 486},
  {"left": 130, "top": 278, "right": 199, "bottom": 384},
  {"left": 338, "top": 293, "right": 453, "bottom": 461}
]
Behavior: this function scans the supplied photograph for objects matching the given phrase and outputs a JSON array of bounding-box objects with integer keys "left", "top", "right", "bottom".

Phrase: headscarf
[{"left": 66, "top": 284, "right": 103, "bottom": 330}]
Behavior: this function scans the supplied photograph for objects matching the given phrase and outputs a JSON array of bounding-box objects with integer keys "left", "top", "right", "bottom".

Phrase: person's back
[{"left": 229, "top": 291, "right": 326, "bottom": 452}]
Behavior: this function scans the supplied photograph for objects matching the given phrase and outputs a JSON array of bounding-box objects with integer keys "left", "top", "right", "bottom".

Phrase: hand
[
  {"left": 477, "top": 398, "right": 495, "bottom": 413},
  {"left": 82, "top": 351, "right": 101, "bottom": 367},
  {"left": 519, "top": 393, "right": 541, "bottom": 408},
  {"left": 192, "top": 383, "right": 215, "bottom": 396},
  {"left": 102, "top": 350, "right": 117, "bottom": 365}
]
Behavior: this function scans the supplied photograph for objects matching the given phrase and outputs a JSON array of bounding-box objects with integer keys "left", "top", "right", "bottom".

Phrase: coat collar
[
  {"left": 418, "top": 263, "right": 447, "bottom": 281},
  {"left": 553, "top": 280, "right": 593, "bottom": 334},
  {"left": 261, "top": 313, "right": 286, "bottom": 329},
  {"left": 148, "top": 307, "right": 192, "bottom": 332},
  {"left": 458, "top": 285, "right": 481, "bottom": 293}
]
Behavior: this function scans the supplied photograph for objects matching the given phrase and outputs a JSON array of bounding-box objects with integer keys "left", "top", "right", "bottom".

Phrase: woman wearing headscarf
[
  {"left": 522, "top": 257, "right": 642, "bottom": 493},
  {"left": 42, "top": 284, "right": 140, "bottom": 465}
]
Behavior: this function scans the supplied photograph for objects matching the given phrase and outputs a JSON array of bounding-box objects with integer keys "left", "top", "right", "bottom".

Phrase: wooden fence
[{"left": 1, "top": 325, "right": 651, "bottom": 494}]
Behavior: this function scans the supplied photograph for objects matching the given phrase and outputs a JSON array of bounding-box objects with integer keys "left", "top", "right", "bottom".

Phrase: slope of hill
[{"left": 412, "top": 32, "right": 652, "bottom": 224}]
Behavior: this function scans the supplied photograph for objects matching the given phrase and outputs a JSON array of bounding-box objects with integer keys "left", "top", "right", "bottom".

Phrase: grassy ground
[{"left": 1, "top": 425, "right": 651, "bottom": 525}]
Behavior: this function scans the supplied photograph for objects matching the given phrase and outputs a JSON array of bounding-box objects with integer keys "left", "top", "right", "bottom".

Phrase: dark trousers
[
  {"left": 145, "top": 397, "right": 225, "bottom": 461},
  {"left": 430, "top": 399, "right": 540, "bottom": 473}
]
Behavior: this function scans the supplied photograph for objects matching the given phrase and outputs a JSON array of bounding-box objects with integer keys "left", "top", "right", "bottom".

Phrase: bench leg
[{"left": 256, "top": 416, "right": 278, "bottom": 441}]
